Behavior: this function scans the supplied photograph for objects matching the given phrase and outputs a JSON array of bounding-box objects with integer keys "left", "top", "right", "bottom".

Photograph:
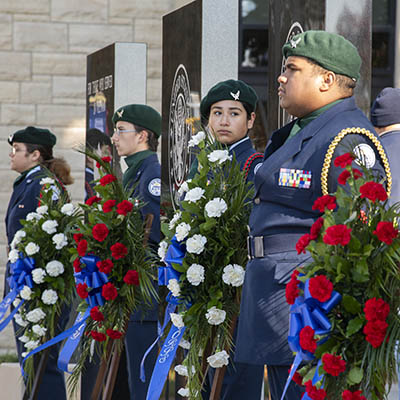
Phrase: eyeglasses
[
  {"left": 11, "top": 147, "right": 26, "bottom": 155},
  {"left": 113, "top": 128, "right": 137, "bottom": 136}
]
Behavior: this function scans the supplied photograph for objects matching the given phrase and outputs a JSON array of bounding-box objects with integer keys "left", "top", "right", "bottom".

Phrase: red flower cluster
[
  {"left": 73, "top": 257, "right": 82, "bottom": 273},
  {"left": 117, "top": 200, "right": 134, "bottom": 216},
  {"left": 338, "top": 168, "right": 362, "bottom": 185},
  {"left": 77, "top": 239, "right": 88, "bottom": 257},
  {"left": 342, "top": 390, "right": 366, "bottom": 400},
  {"left": 322, "top": 353, "right": 346, "bottom": 376},
  {"left": 111, "top": 242, "right": 128, "bottom": 259},
  {"left": 92, "top": 223, "right": 109, "bottom": 242},
  {"left": 312, "top": 195, "right": 336, "bottom": 213},
  {"left": 86, "top": 196, "right": 102, "bottom": 206},
  {"left": 373, "top": 221, "right": 398, "bottom": 245},
  {"left": 299, "top": 326, "right": 317, "bottom": 353},
  {"left": 99, "top": 174, "right": 117, "bottom": 186},
  {"left": 103, "top": 199, "right": 116, "bottom": 213},
  {"left": 310, "top": 217, "right": 324, "bottom": 240},
  {"left": 296, "top": 233, "right": 311, "bottom": 254},
  {"left": 96, "top": 259, "right": 114, "bottom": 274},
  {"left": 359, "top": 181, "right": 388, "bottom": 202},
  {"left": 285, "top": 270, "right": 300, "bottom": 305},
  {"left": 90, "top": 306, "right": 104, "bottom": 322},
  {"left": 76, "top": 283, "right": 89, "bottom": 299},
  {"left": 309, "top": 275, "right": 333, "bottom": 303},
  {"left": 90, "top": 331, "right": 106, "bottom": 342},
  {"left": 334, "top": 153, "right": 354, "bottom": 168},
  {"left": 73, "top": 233, "right": 84, "bottom": 244},
  {"left": 96, "top": 156, "right": 112, "bottom": 168},
  {"left": 363, "top": 297, "right": 390, "bottom": 348},
  {"left": 102, "top": 282, "right": 118, "bottom": 300},
  {"left": 323, "top": 224, "right": 352, "bottom": 246},
  {"left": 124, "top": 270, "right": 140, "bottom": 285},
  {"left": 305, "top": 380, "right": 327, "bottom": 400},
  {"left": 106, "top": 328, "right": 123, "bottom": 339}
]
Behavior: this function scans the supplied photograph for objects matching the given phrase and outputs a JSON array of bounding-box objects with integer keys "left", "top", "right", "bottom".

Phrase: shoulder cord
[{"left": 243, "top": 153, "right": 264, "bottom": 181}]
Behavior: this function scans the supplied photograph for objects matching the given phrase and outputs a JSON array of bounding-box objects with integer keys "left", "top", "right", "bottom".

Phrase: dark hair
[
  {"left": 134, "top": 124, "right": 159, "bottom": 152},
  {"left": 25, "top": 143, "right": 74, "bottom": 186},
  {"left": 86, "top": 128, "right": 112, "bottom": 150}
]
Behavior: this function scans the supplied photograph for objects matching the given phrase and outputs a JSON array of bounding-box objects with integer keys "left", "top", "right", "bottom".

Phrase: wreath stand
[{"left": 22, "top": 348, "right": 50, "bottom": 400}]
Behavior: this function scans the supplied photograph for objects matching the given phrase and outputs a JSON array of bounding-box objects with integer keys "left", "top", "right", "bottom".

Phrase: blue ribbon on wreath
[
  {"left": 0, "top": 255, "right": 35, "bottom": 332},
  {"left": 158, "top": 235, "right": 185, "bottom": 285},
  {"left": 280, "top": 279, "right": 342, "bottom": 400}
]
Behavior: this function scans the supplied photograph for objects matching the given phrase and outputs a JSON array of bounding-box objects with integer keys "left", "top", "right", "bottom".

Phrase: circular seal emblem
[
  {"left": 168, "top": 64, "right": 193, "bottom": 210},
  {"left": 278, "top": 22, "right": 304, "bottom": 129},
  {"left": 353, "top": 143, "right": 376, "bottom": 169},
  {"left": 148, "top": 178, "right": 161, "bottom": 197}
]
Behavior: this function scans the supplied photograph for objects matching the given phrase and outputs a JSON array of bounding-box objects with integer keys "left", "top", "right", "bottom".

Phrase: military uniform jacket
[{"left": 236, "top": 97, "right": 385, "bottom": 366}]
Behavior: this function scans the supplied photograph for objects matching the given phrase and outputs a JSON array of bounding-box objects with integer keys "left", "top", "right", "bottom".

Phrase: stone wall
[{"left": 0, "top": 0, "right": 192, "bottom": 353}]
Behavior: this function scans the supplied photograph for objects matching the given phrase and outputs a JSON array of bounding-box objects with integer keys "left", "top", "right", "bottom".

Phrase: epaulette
[
  {"left": 243, "top": 152, "right": 264, "bottom": 180},
  {"left": 321, "top": 127, "right": 392, "bottom": 196}
]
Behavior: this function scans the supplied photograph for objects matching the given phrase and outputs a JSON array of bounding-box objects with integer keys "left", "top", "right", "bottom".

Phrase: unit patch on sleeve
[
  {"left": 278, "top": 168, "right": 312, "bottom": 189},
  {"left": 148, "top": 178, "right": 161, "bottom": 196}
]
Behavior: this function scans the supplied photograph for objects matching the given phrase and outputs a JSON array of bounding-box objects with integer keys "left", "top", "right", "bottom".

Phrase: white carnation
[
  {"left": 41, "top": 220, "right": 58, "bottom": 234},
  {"left": 174, "top": 364, "right": 195, "bottom": 377},
  {"left": 177, "top": 181, "right": 191, "bottom": 197},
  {"left": 169, "top": 211, "right": 182, "bottom": 230},
  {"left": 61, "top": 203, "right": 74, "bottom": 216},
  {"left": 205, "top": 198, "right": 228, "bottom": 218},
  {"left": 25, "top": 242, "right": 40, "bottom": 256},
  {"left": 39, "top": 178, "right": 55, "bottom": 186},
  {"left": 26, "top": 212, "right": 41, "bottom": 221},
  {"left": 14, "top": 313, "right": 28, "bottom": 327},
  {"left": 207, "top": 350, "right": 229, "bottom": 368},
  {"left": 175, "top": 222, "right": 191, "bottom": 242},
  {"left": 205, "top": 306, "right": 226, "bottom": 325},
  {"left": 179, "top": 338, "right": 191, "bottom": 349},
  {"left": 177, "top": 388, "right": 189, "bottom": 398},
  {"left": 8, "top": 249, "right": 19, "bottom": 263},
  {"left": 158, "top": 241, "right": 168, "bottom": 261},
  {"left": 170, "top": 313, "right": 184, "bottom": 328},
  {"left": 25, "top": 340, "right": 40, "bottom": 351},
  {"left": 186, "top": 264, "right": 205, "bottom": 286},
  {"left": 32, "top": 325, "right": 47, "bottom": 337},
  {"left": 41, "top": 289, "right": 58, "bottom": 305},
  {"left": 167, "top": 279, "right": 181, "bottom": 298},
  {"left": 184, "top": 187, "right": 205, "bottom": 203},
  {"left": 52, "top": 233, "right": 68, "bottom": 249},
  {"left": 188, "top": 131, "right": 206, "bottom": 147},
  {"left": 45, "top": 260, "right": 64, "bottom": 277},
  {"left": 207, "top": 150, "right": 232, "bottom": 165},
  {"left": 13, "top": 298, "right": 21, "bottom": 307},
  {"left": 20, "top": 286, "right": 32, "bottom": 300},
  {"left": 186, "top": 235, "right": 207, "bottom": 254},
  {"left": 36, "top": 205, "right": 48, "bottom": 215},
  {"left": 18, "top": 335, "right": 30, "bottom": 343},
  {"left": 10, "top": 230, "right": 26, "bottom": 249},
  {"left": 26, "top": 308, "right": 46, "bottom": 323},
  {"left": 222, "top": 264, "right": 245, "bottom": 287},
  {"left": 32, "top": 268, "right": 46, "bottom": 284}
]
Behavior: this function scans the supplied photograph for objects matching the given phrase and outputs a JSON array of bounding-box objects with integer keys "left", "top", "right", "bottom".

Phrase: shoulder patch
[
  {"left": 353, "top": 144, "right": 376, "bottom": 169},
  {"left": 148, "top": 178, "right": 161, "bottom": 197},
  {"left": 254, "top": 163, "right": 262, "bottom": 175}
]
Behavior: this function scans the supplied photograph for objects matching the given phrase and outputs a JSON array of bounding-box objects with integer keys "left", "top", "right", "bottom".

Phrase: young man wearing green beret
[{"left": 235, "top": 31, "right": 386, "bottom": 399}]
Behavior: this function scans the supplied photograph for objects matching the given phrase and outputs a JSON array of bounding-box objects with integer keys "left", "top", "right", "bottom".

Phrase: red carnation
[
  {"left": 111, "top": 242, "right": 128, "bottom": 260},
  {"left": 73, "top": 257, "right": 82, "bottom": 273},
  {"left": 296, "top": 234, "right": 311, "bottom": 254},
  {"left": 86, "top": 196, "right": 102, "bottom": 206},
  {"left": 285, "top": 279, "right": 299, "bottom": 305},
  {"left": 299, "top": 326, "right": 317, "bottom": 353},
  {"left": 338, "top": 168, "right": 362, "bottom": 185},
  {"left": 102, "top": 282, "right": 118, "bottom": 300},
  {"left": 305, "top": 380, "right": 327, "bottom": 400},
  {"left": 288, "top": 369, "right": 303, "bottom": 386},
  {"left": 323, "top": 224, "right": 352, "bottom": 246},
  {"left": 102, "top": 199, "right": 116, "bottom": 213},
  {"left": 92, "top": 223, "right": 109, "bottom": 242},
  {"left": 96, "top": 259, "right": 114, "bottom": 274},
  {"left": 363, "top": 319, "right": 388, "bottom": 348},
  {"left": 90, "top": 306, "right": 104, "bottom": 322},
  {"left": 76, "top": 283, "right": 89, "bottom": 299},
  {"left": 309, "top": 275, "right": 333, "bottom": 303},
  {"left": 124, "top": 270, "right": 140, "bottom": 285},
  {"left": 322, "top": 353, "right": 346, "bottom": 376},
  {"left": 77, "top": 239, "right": 88, "bottom": 257},
  {"left": 96, "top": 156, "right": 112, "bottom": 168},
  {"left": 73, "top": 233, "right": 84, "bottom": 244},
  {"left": 373, "top": 221, "right": 398, "bottom": 245},
  {"left": 342, "top": 390, "right": 367, "bottom": 400},
  {"left": 90, "top": 331, "right": 106, "bottom": 342},
  {"left": 310, "top": 217, "right": 324, "bottom": 240},
  {"left": 312, "top": 195, "right": 337, "bottom": 213},
  {"left": 364, "top": 298, "right": 390, "bottom": 322},
  {"left": 334, "top": 153, "right": 354, "bottom": 168},
  {"left": 353, "top": 168, "right": 363, "bottom": 179},
  {"left": 100, "top": 174, "right": 117, "bottom": 186},
  {"left": 360, "top": 181, "right": 388, "bottom": 202},
  {"left": 106, "top": 328, "right": 123, "bottom": 339},
  {"left": 116, "top": 200, "right": 134, "bottom": 216}
]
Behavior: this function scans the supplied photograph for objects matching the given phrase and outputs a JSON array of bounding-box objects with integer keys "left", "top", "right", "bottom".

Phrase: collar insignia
[
  {"left": 230, "top": 90, "right": 240, "bottom": 101},
  {"left": 289, "top": 37, "right": 301, "bottom": 48},
  {"left": 116, "top": 109, "right": 124, "bottom": 118}
]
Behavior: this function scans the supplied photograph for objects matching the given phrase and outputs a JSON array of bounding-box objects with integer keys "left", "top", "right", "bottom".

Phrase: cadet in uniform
[
  {"left": 235, "top": 31, "right": 386, "bottom": 399},
  {"left": 5, "top": 126, "right": 73, "bottom": 399}
]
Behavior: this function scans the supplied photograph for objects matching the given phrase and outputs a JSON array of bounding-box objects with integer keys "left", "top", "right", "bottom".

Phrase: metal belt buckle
[
  {"left": 254, "top": 236, "right": 264, "bottom": 258},
  {"left": 247, "top": 236, "right": 252, "bottom": 260}
]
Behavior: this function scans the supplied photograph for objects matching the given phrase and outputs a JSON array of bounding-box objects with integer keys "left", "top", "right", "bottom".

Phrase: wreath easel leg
[{"left": 22, "top": 348, "right": 50, "bottom": 400}]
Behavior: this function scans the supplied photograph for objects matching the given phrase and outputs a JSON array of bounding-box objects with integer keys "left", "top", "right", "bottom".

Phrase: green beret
[
  {"left": 200, "top": 79, "right": 258, "bottom": 119},
  {"left": 112, "top": 104, "right": 161, "bottom": 138},
  {"left": 8, "top": 126, "right": 57, "bottom": 147},
  {"left": 282, "top": 30, "right": 361, "bottom": 81}
]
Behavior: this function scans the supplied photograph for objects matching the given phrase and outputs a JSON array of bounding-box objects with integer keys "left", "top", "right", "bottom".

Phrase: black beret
[
  {"left": 370, "top": 87, "right": 400, "bottom": 127},
  {"left": 283, "top": 30, "right": 361, "bottom": 81},
  {"left": 112, "top": 104, "right": 161, "bottom": 138},
  {"left": 8, "top": 126, "right": 57, "bottom": 147},
  {"left": 200, "top": 79, "right": 258, "bottom": 119}
]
